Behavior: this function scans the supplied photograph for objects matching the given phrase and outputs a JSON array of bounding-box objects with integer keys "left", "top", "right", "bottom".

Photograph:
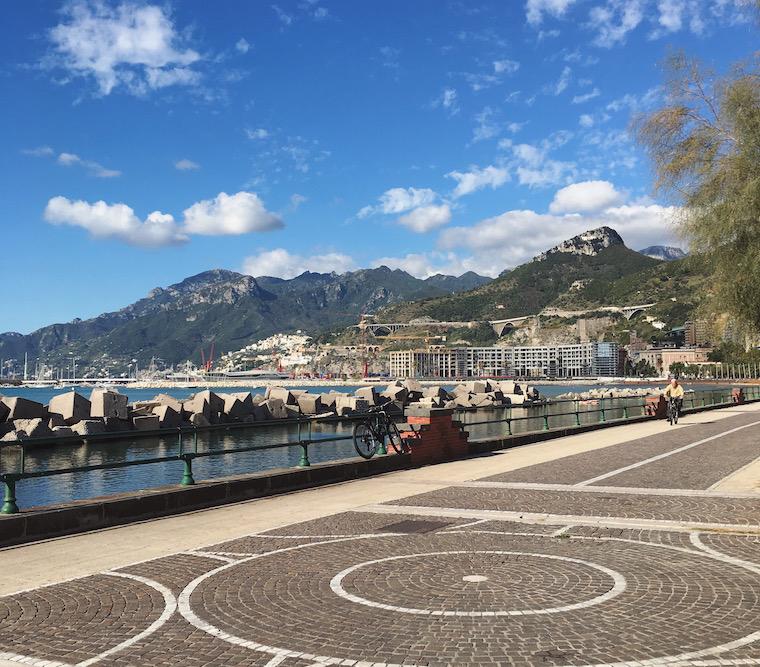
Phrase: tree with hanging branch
[{"left": 635, "top": 47, "right": 760, "bottom": 332}]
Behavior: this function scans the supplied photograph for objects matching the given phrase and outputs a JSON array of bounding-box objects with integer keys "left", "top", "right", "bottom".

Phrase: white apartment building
[{"left": 389, "top": 342, "right": 619, "bottom": 379}]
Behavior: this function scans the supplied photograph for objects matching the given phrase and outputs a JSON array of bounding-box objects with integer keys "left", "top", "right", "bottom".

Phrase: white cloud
[
  {"left": 44, "top": 196, "right": 188, "bottom": 247},
  {"left": 493, "top": 59, "right": 520, "bottom": 74},
  {"left": 549, "top": 180, "right": 624, "bottom": 213},
  {"left": 553, "top": 66, "right": 572, "bottom": 95},
  {"left": 503, "top": 133, "right": 578, "bottom": 188},
  {"left": 56, "top": 151, "right": 121, "bottom": 178},
  {"left": 272, "top": 5, "right": 293, "bottom": 25},
  {"left": 242, "top": 248, "right": 355, "bottom": 278},
  {"left": 473, "top": 106, "right": 500, "bottom": 142},
  {"left": 371, "top": 251, "right": 485, "bottom": 278},
  {"left": 438, "top": 199, "right": 678, "bottom": 272},
  {"left": 507, "top": 121, "right": 526, "bottom": 133},
  {"left": 526, "top": 0, "right": 578, "bottom": 25},
  {"left": 183, "top": 192, "right": 283, "bottom": 235},
  {"left": 245, "top": 128, "right": 270, "bottom": 140},
  {"left": 174, "top": 158, "right": 200, "bottom": 171},
  {"left": 588, "top": 0, "right": 645, "bottom": 47},
  {"left": 358, "top": 187, "right": 438, "bottom": 218},
  {"left": 572, "top": 87, "right": 600, "bottom": 104},
  {"left": 235, "top": 38, "right": 250, "bottom": 53},
  {"left": 290, "top": 193, "right": 307, "bottom": 210},
  {"left": 22, "top": 146, "right": 55, "bottom": 157},
  {"left": 47, "top": 1, "right": 201, "bottom": 96},
  {"left": 432, "top": 87, "right": 460, "bottom": 115},
  {"left": 397, "top": 204, "right": 452, "bottom": 233},
  {"left": 447, "top": 165, "right": 510, "bottom": 198},
  {"left": 579, "top": 113, "right": 595, "bottom": 127},
  {"left": 44, "top": 190, "right": 283, "bottom": 246}
]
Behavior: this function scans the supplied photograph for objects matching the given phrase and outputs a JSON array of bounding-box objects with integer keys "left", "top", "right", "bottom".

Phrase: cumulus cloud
[
  {"left": 47, "top": 1, "right": 201, "bottom": 96},
  {"left": 183, "top": 192, "right": 283, "bottom": 235},
  {"left": 44, "top": 196, "right": 188, "bottom": 247},
  {"left": 44, "top": 191, "right": 282, "bottom": 247},
  {"left": 242, "top": 248, "right": 355, "bottom": 278},
  {"left": 397, "top": 204, "right": 452, "bottom": 233},
  {"left": 579, "top": 113, "right": 595, "bottom": 127},
  {"left": 436, "top": 182, "right": 679, "bottom": 274},
  {"left": 174, "top": 158, "right": 200, "bottom": 171},
  {"left": 447, "top": 165, "right": 510, "bottom": 198},
  {"left": 358, "top": 187, "right": 438, "bottom": 218},
  {"left": 549, "top": 180, "right": 624, "bottom": 213},
  {"left": 24, "top": 146, "right": 120, "bottom": 177},
  {"left": 526, "top": 0, "right": 577, "bottom": 25},
  {"left": 235, "top": 38, "right": 250, "bottom": 53}
]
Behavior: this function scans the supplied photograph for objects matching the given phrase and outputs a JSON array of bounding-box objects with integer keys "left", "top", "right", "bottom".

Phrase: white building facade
[{"left": 389, "top": 342, "right": 619, "bottom": 379}]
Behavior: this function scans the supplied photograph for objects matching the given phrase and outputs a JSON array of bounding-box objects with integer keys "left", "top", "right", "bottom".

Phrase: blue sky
[{"left": 1, "top": 0, "right": 756, "bottom": 334}]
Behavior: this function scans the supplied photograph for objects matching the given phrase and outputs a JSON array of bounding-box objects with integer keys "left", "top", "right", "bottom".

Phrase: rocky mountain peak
[
  {"left": 638, "top": 245, "right": 687, "bottom": 261},
  {"left": 534, "top": 226, "right": 625, "bottom": 262}
]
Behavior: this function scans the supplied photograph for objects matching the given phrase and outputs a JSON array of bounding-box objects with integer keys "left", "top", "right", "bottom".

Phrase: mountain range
[
  {"left": 1, "top": 227, "right": 703, "bottom": 374},
  {"left": 638, "top": 246, "right": 688, "bottom": 261},
  {"left": 0, "top": 268, "right": 490, "bottom": 372}
]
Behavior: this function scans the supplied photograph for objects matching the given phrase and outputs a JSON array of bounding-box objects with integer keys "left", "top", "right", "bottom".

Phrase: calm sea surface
[{"left": 0, "top": 382, "right": 734, "bottom": 509}]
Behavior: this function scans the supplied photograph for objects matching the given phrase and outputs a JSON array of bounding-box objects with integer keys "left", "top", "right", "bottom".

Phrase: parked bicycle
[{"left": 352, "top": 405, "right": 407, "bottom": 459}]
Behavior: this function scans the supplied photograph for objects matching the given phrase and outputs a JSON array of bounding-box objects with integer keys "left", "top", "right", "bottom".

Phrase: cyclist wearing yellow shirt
[{"left": 663, "top": 377, "right": 684, "bottom": 416}]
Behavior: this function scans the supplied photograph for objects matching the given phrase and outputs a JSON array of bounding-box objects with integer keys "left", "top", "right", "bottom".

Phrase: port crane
[{"left": 200, "top": 342, "right": 215, "bottom": 372}]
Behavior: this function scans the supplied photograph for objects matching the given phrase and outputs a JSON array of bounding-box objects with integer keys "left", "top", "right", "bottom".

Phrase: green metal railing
[
  {"left": 460, "top": 387, "right": 758, "bottom": 439},
  {"left": 0, "top": 416, "right": 357, "bottom": 515},
  {"left": 1, "top": 386, "right": 757, "bottom": 515}
]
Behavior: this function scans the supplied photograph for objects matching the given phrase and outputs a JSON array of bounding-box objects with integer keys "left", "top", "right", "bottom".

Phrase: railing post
[
  {"left": 623, "top": 406, "right": 629, "bottom": 419},
  {"left": 1, "top": 477, "right": 18, "bottom": 514},
  {"left": 180, "top": 455, "right": 195, "bottom": 486},
  {"left": 377, "top": 419, "right": 388, "bottom": 455},
  {"left": 575, "top": 411, "right": 581, "bottom": 426},
  {"left": 298, "top": 442, "right": 310, "bottom": 467},
  {"left": 542, "top": 415, "right": 549, "bottom": 431},
  {"left": 599, "top": 407, "right": 606, "bottom": 422},
  {"left": 506, "top": 418, "right": 512, "bottom": 436}
]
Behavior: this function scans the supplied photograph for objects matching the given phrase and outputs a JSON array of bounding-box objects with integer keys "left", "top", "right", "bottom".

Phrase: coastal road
[{"left": 0, "top": 402, "right": 759, "bottom": 666}]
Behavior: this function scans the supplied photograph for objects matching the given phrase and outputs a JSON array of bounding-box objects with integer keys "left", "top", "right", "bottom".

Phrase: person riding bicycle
[{"left": 662, "top": 377, "right": 684, "bottom": 416}]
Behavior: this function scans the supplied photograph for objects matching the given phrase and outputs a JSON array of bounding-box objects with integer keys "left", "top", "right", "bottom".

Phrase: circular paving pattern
[
  {"left": 180, "top": 532, "right": 760, "bottom": 667},
  {"left": 330, "top": 550, "right": 626, "bottom": 616}
]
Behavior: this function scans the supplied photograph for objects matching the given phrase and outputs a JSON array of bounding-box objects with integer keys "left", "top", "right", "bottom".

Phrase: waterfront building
[{"left": 389, "top": 342, "right": 620, "bottom": 379}]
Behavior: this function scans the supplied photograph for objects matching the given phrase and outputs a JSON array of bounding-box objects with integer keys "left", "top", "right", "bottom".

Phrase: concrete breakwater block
[
  {"left": 90, "top": 389, "right": 128, "bottom": 420},
  {"left": 48, "top": 391, "right": 91, "bottom": 425},
  {"left": 220, "top": 392, "right": 254, "bottom": 420},
  {"left": 354, "top": 386, "right": 379, "bottom": 405},
  {"left": 151, "top": 405, "right": 182, "bottom": 428},
  {"left": 71, "top": 420, "right": 106, "bottom": 436},
  {"left": 0, "top": 399, "right": 9, "bottom": 423},
  {"left": 1, "top": 396, "right": 45, "bottom": 421},
  {"left": 266, "top": 386, "right": 297, "bottom": 405},
  {"left": 191, "top": 390, "right": 224, "bottom": 415},
  {"left": 133, "top": 415, "right": 160, "bottom": 431},
  {"left": 13, "top": 418, "right": 52, "bottom": 438},
  {"left": 261, "top": 398, "right": 288, "bottom": 419},
  {"left": 297, "top": 394, "right": 323, "bottom": 415},
  {"left": 183, "top": 395, "right": 210, "bottom": 420}
]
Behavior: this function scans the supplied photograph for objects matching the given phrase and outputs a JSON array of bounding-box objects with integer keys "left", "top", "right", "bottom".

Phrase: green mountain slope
[{"left": 380, "top": 229, "right": 660, "bottom": 323}]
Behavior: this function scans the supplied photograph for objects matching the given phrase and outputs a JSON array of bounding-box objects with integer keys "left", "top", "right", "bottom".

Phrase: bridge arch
[{"left": 492, "top": 321, "right": 515, "bottom": 337}]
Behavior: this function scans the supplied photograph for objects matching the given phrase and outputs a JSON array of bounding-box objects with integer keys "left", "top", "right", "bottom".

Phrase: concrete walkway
[
  {"left": 1, "top": 401, "right": 758, "bottom": 667},
  {"left": 2, "top": 401, "right": 757, "bottom": 596}
]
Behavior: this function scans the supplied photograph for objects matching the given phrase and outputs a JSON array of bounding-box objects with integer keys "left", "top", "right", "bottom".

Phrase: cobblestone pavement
[{"left": 1, "top": 413, "right": 759, "bottom": 666}]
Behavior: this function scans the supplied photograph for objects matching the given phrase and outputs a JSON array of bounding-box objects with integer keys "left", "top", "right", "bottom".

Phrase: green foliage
[{"left": 636, "top": 50, "right": 760, "bottom": 329}]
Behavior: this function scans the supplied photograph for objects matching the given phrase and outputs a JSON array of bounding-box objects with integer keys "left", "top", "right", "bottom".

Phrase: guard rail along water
[{"left": 1, "top": 386, "right": 756, "bottom": 514}]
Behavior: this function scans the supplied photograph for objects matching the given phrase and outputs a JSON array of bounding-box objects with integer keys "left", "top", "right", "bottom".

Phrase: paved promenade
[{"left": 1, "top": 403, "right": 759, "bottom": 666}]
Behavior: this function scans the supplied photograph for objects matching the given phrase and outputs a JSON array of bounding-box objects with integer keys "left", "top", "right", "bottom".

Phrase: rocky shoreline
[{"left": 0, "top": 379, "right": 539, "bottom": 443}]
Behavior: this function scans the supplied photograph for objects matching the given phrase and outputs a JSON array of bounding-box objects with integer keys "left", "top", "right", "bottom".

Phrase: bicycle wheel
[
  {"left": 386, "top": 420, "right": 405, "bottom": 454},
  {"left": 353, "top": 421, "right": 379, "bottom": 459},
  {"left": 673, "top": 405, "right": 679, "bottom": 424}
]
